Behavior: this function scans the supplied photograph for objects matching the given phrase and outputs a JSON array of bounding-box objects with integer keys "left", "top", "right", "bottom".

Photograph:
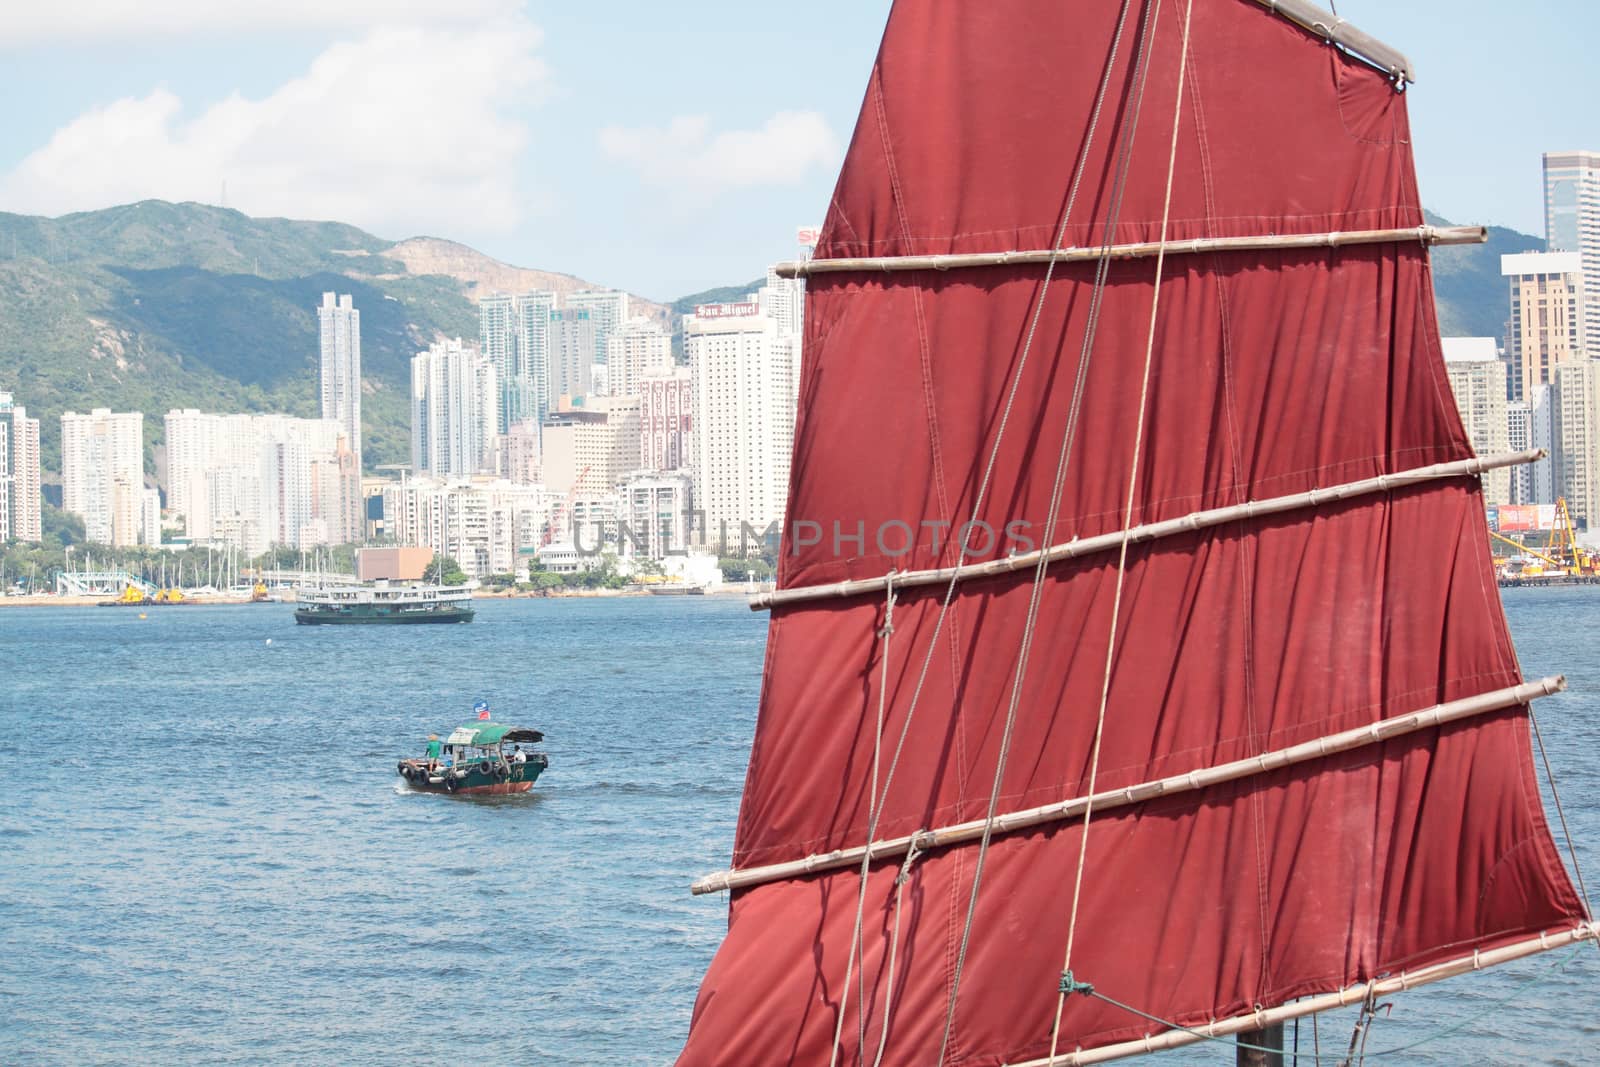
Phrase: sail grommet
[{"left": 1059, "top": 971, "right": 1094, "bottom": 997}]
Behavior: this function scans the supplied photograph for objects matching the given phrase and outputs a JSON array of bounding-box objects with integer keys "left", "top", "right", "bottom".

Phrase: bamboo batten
[
  {"left": 1009, "top": 920, "right": 1600, "bottom": 1066},
  {"left": 1251, "top": 0, "right": 1416, "bottom": 83},
  {"left": 752, "top": 450, "right": 1542, "bottom": 611},
  {"left": 772, "top": 225, "right": 1483, "bottom": 278},
  {"left": 689, "top": 677, "right": 1564, "bottom": 896}
]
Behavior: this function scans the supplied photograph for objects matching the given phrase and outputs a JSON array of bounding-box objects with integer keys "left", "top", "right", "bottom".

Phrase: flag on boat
[
  {"left": 677, "top": 1, "right": 1592, "bottom": 1065},
  {"left": 474, "top": 701, "right": 490, "bottom": 720}
]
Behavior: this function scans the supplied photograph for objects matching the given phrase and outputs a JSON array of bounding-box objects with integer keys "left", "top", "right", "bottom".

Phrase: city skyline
[{"left": 1, "top": 2, "right": 1596, "bottom": 299}]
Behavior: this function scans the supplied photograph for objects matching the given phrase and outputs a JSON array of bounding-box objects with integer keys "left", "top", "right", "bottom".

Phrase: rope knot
[{"left": 1059, "top": 971, "right": 1095, "bottom": 997}]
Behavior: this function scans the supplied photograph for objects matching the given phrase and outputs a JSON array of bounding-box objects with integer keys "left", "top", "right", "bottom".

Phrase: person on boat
[
  {"left": 424, "top": 734, "right": 442, "bottom": 771},
  {"left": 511, "top": 745, "right": 527, "bottom": 765}
]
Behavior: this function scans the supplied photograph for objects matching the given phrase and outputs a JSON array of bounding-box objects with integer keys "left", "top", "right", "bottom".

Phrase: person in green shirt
[{"left": 424, "top": 734, "right": 442, "bottom": 771}]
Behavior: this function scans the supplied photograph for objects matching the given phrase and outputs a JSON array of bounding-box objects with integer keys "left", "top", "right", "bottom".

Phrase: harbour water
[{"left": 1, "top": 592, "right": 1596, "bottom": 1065}]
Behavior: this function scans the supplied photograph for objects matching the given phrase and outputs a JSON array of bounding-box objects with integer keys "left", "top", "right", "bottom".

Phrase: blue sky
[{"left": 0, "top": 1, "right": 1591, "bottom": 301}]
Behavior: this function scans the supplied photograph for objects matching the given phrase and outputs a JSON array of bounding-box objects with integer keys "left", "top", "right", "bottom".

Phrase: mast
[{"left": 678, "top": 1, "right": 1591, "bottom": 1064}]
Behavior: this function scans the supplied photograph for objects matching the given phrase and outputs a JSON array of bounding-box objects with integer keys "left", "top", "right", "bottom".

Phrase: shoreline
[{"left": 0, "top": 587, "right": 759, "bottom": 608}]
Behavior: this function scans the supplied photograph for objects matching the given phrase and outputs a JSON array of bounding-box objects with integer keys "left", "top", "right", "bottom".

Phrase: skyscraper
[
  {"left": 1543, "top": 151, "right": 1600, "bottom": 350},
  {"left": 0, "top": 391, "right": 41, "bottom": 542},
  {"left": 61, "top": 408, "right": 145, "bottom": 546},
  {"left": 480, "top": 290, "right": 556, "bottom": 433},
  {"left": 1502, "top": 251, "right": 1584, "bottom": 402},
  {"left": 550, "top": 308, "right": 597, "bottom": 407},
  {"left": 686, "top": 294, "right": 800, "bottom": 543},
  {"left": 411, "top": 339, "right": 498, "bottom": 477},
  {"left": 318, "top": 292, "right": 362, "bottom": 471}
]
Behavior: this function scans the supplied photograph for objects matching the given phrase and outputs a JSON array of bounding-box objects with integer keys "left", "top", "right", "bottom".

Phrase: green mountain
[
  {"left": 0, "top": 201, "right": 654, "bottom": 477},
  {"left": 0, "top": 201, "right": 1537, "bottom": 481},
  {"left": 1428, "top": 210, "right": 1544, "bottom": 340}
]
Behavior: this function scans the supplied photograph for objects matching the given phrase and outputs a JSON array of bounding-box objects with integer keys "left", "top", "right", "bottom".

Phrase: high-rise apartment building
[
  {"left": 479, "top": 291, "right": 556, "bottom": 434},
  {"left": 380, "top": 475, "right": 553, "bottom": 579},
  {"left": 1440, "top": 338, "right": 1511, "bottom": 506},
  {"left": 1503, "top": 252, "right": 1584, "bottom": 402},
  {"left": 567, "top": 289, "right": 631, "bottom": 388},
  {"left": 640, "top": 368, "right": 693, "bottom": 472},
  {"left": 495, "top": 419, "right": 543, "bottom": 486},
  {"left": 686, "top": 292, "right": 801, "bottom": 542},
  {"left": 165, "top": 409, "right": 359, "bottom": 553},
  {"left": 318, "top": 292, "right": 362, "bottom": 471},
  {"left": 607, "top": 318, "right": 674, "bottom": 398},
  {"left": 542, "top": 396, "right": 643, "bottom": 499},
  {"left": 619, "top": 471, "right": 694, "bottom": 560},
  {"left": 1553, "top": 360, "right": 1600, "bottom": 527},
  {"left": 1543, "top": 151, "right": 1600, "bottom": 350},
  {"left": 0, "top": 391, "right": 41, "bottom": 542},
  {"left": 549, "top": 308, "right": 598, "bottom": 408},
  {"left": 411, "top": 339, "right": 498, "bottom": 477},
  {"left": 514, "top": 291, "right": 556, "bottom": 426},
  {"left": 61, "top": 408, "right": 146, "bottom": 546},
  {"left": 1507, "top": 385, "right": 1557, "bottom": 505}
]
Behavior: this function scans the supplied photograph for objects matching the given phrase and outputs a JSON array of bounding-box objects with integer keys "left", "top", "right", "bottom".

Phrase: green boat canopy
[{"left": 443, "top": 723, "right": 545, "bottom": 747}]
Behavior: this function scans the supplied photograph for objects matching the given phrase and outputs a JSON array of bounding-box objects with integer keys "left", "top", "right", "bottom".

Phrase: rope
[
  {"left": 828, "top": 0, "right": 1142, "bottom": 1061},
  {"left": 830, "top": 576, "right": 899, "bottom": 1067},
  {"left": 1527, "top": 704, "right": 1598, "bottom": 940},
  {"left": 1051, "top": 944, "right": 1584, "bottom": 1064},
  {"left": 1048, "top": 0, "right": 1193, "bottom": 1060},
  {"left": 937, "top": 1, "right": 1165, "bottom": 1061},
  {"left": 868, "top": 841, "right": 924, "bottom": 1067}
]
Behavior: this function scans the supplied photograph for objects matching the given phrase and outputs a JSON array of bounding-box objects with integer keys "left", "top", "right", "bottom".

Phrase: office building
[
  {"left": 1544, "top": 151, "right": 1600, "bottom": 351},
  {"left": 640, "top": 367, "right": 693, "bottom": 472},
  {"left": 1503, "top": 251, "right": 1584, "bottom": 402}
]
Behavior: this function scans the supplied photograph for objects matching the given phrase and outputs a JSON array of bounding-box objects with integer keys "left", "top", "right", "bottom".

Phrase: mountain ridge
[{"left": 0, "top": 200, "right": 1537, "bottom": 479}]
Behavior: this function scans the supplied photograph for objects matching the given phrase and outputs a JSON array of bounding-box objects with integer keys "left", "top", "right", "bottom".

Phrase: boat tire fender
[{"left": 445, "top": 776, "right": 459, "bottom": 793}]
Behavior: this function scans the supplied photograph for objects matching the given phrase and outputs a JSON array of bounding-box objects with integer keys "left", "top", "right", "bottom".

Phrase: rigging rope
[
  {"left": 1051, "top": 943, "right": 1584, "bottom": 1065},
  {"left": 1047, "top": 0, "right": 1194, "bottom": 1059},
  {"left": 830, "top": 575, "right": 899, "bottom": 1067},
  {"left": 1527, "top": 705, "right": 1598, "bottom": 941},
  {"left": 938, "top": 1, "right": 1169, "bottom": 1063},
  {"left": 826, "top": 0, "right": 1141, "bottom": 1060}
]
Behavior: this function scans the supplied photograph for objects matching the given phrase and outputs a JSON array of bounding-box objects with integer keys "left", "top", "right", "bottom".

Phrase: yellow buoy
[{"left": 138, "top": 613, "right": 147, "bottom": 619}]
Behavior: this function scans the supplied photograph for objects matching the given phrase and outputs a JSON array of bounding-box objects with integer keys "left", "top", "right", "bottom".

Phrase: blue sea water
[{"left": 0, "top": 592, "right": 1596, "bottom": 1065}]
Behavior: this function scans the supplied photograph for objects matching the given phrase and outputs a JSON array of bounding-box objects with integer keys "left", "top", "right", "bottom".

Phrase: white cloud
[
  {"left": 599, "top": 112, "right": 839, "bottom": 196},
  {"left": 0, "top": 1, "right": 521, "bottom": 45},
  {"left": 0, "top": 21, "right": 546, "bottom": 236}
]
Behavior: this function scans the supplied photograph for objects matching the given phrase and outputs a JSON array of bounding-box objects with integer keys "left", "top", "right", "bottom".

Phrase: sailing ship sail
[{"left": 679, "top": 1, "right": 1595, "bottom": 1064}]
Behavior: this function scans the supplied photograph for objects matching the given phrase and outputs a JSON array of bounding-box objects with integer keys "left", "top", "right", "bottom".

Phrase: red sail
[{"left": 679, "top": 1, "right": 1587, "bottom": 1064}]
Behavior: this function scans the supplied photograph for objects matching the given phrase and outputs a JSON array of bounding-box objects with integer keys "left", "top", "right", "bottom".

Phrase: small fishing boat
[{"left": 397, "top": 717, "right": 548, "bottom": 796}]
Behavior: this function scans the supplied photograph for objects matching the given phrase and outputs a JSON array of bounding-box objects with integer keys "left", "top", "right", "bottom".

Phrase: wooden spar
[
  {"left": 751, "top": 449, "right": 1542, "bottom": 611},
  {"left": 1008, "top": 921, "right": 1600, "bottom": 1066},
  {"left": 771, "top": 225, "right": 1482, "bottom": 278},
  {"left": 689, "top": 677, "right": 1564, "bottom": 895},
  {"left": 1251, "top": 0, "right": 1415, "bottom": 84}
]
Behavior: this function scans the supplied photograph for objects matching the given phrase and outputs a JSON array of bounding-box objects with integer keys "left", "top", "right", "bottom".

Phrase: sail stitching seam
[
  {"left": 941, "top": 0, "right": 1171, "bottom": 1059},
  {"left": 1050, "top": 8, "right": 1194, "bottom": 1061},
  {"left": 693, "top": 679, "right": 1563, "bottom": 895},
  {"left": 825, "top": 0, "right": 1144, "bottom": 1056}
]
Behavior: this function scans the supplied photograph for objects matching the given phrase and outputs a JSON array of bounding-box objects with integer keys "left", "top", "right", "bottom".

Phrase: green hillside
[
  {"left": 0, "top": 201, "right": 475, "bottom": 474},
  {"left": 0, "top": 201, "right": 1536, "bottom": 481},
  {"left": 1428, "top": 210, "right": 1543, "bottom": 340}
]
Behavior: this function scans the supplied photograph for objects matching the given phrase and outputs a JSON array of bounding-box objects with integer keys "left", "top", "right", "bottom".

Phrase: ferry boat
[{"left": 293, "top": 580, "right": 475, "bottom": 625}]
